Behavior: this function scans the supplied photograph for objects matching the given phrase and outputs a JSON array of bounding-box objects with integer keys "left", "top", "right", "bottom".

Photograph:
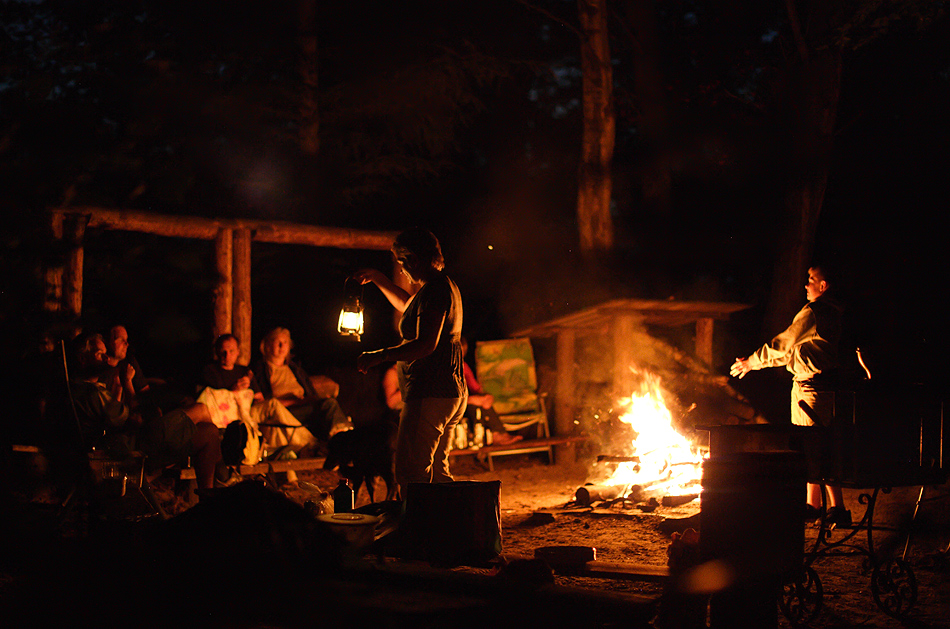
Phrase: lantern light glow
[{"left": 338, "top": 278, "right": 364, "bottom": 340}]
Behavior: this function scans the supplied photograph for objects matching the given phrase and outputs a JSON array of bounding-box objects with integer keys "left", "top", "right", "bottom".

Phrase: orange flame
[{"left": 603, "top": 371, "right": 704, "bottom": 498}]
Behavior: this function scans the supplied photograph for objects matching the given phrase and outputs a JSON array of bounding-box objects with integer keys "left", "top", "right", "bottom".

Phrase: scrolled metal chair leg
[
  {"left": 870, "top": 557, "right": 917, "bottom": 619},
  {"left": 780, "top": 565, "right": 823, "bottom": 627}
]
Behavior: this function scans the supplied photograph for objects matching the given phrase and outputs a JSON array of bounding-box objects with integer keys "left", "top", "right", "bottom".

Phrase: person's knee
[
  {"left": 193, "top": 420, "right": 219, "bottom": 445},
  {"left": 183, "top": 402, "right": 212, "bottom": 424}
]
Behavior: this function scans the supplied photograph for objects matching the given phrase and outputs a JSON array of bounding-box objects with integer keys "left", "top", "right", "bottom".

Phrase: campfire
[{"left": 575, "top": 369, "right": 706, "bottom": 509}]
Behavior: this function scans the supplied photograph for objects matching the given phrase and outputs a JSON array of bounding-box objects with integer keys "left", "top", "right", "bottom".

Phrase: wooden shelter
[
  {"left": 43, "top": 207, "right": 399, "bottom": 363},
  {"left": 512, "top": 298, "right": 750, "bottom": 438}
]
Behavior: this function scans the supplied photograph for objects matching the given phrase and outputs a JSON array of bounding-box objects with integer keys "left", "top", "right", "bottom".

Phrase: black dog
[{"left": 323, "top": 419, "right": 398, "bottom": 503}]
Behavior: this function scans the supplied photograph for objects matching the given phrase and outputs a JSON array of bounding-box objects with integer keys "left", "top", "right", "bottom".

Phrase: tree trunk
[
  {"left": 43, "top": 212, "right": 65, "bottom": 315},
  {"left": 764, "top": 48, "right": 842, "bottom": 335},
  {"left": 577, "top": 0, "right": 616, "bottom": 255},
  {"left": 619, "top": 0, "right": 672, "bottom": 216},
  {"left": 298, "top": 0, "right": 319, "bottom": 155}
]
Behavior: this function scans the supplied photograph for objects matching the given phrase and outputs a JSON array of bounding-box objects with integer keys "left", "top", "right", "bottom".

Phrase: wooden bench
[
  {"left": 175, "top": 456, "right": 327, "bottom": 481},
  {"left": 501, "top": 551, "right": 669, "bottom": 582},
  {"left": 449, "top": 435, "right": 587, "bottom": 471}
]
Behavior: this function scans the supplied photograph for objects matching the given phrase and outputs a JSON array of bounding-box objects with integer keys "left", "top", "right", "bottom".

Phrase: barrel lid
[{"left": 317, "top": 513, "right": 379, "bottom": 526}]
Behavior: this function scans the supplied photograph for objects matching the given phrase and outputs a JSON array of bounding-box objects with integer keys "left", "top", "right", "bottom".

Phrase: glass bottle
[{"left": 333, "top": 478, "right": 354, "bottom": 513}]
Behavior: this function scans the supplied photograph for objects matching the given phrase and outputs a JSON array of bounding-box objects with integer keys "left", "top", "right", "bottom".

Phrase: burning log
[
  {"left": 574, "top": 484, "right": 627, "bottom": 507},
  {"left": 596, "top": 455, "right": 640, "bottom": 464},
  {"left": 661, "top": 494, "right": 699, "bottom": 507}
]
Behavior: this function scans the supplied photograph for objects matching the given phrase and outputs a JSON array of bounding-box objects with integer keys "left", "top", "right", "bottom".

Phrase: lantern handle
[{"left": 343, "top": 275, "right": 364, "bottom": 298}]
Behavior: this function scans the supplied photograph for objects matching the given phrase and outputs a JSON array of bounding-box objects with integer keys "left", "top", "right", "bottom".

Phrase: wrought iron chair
[{"left": 474, "top": 338, "right": 553, "bottom": 469}]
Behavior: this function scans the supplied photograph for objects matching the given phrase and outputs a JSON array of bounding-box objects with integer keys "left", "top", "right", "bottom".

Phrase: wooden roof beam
[{"left": 50, "top": 207, "right": 398, "bottom": 250}]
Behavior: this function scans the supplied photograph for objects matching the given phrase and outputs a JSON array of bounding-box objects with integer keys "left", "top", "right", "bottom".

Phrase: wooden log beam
[
  {"left": 52, "top": 207, "right": 396, "bottom": 250},
  {"left": 233, "top": 229, "right": 252, "bottom": 365},
  {"left": 213, "top": 228, "right": 233, "bottom": 340},
  {"left": 251, "top": 220, "right": 395, "bottom": 250}
]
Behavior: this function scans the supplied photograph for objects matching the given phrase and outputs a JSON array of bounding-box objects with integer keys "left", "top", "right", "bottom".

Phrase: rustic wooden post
[
  {"left": 62, "top": 213, "right": 88, "bottom": 319},
  {"left": 43, "top": 212, "right": 65, "bottom": 315},
  {"left": 695, "top": 317, "right": 714, "bottom": 367},
  {"left": 232, "top": 228, "right": 252, "bottom": 364},
  {"left": 554, "top": 328, "right": 577, "bottom": 437},
  {"left": 554, "top": 328, "right": 577, "bottom": 463},
  {"left": 612, "top": 313, "right": 637, "bottom": 396},
  {"left": 212, "top": 228, "right": 233, "bottom": 341}
]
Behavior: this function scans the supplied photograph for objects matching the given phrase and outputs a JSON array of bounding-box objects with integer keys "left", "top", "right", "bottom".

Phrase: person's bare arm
[
  {"left": 353, "top": 268, "right": 412, "bottom": 313},
  {"left": 358, "top": 307, "right": 446, "bottom": 373},
  {"left": 468, "top": 393, "right": 494, "bottom": 408},
  {"left": 232, "top": 374, "right": 252, "bottom": 392}
]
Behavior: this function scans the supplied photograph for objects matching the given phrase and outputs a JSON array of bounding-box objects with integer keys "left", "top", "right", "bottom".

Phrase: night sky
[{"left": 3, "top": 1, "right": 949, "bottom": 410}]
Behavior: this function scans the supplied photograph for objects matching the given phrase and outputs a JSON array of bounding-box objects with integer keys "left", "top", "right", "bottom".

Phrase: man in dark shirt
[
  {"left": 202, "top": 334, "right": 318, "bottom": 474},
  {"left": 201, "top": 333, "right": 262, "bottom": 398},
  {"left": 72, "top": 332, "right": 222, "bottom": 488},
  {"left": 107, "top": 325, "right": 148, "bottom": 394}
]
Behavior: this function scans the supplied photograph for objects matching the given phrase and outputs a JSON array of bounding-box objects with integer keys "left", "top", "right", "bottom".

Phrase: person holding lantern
[{"left": 353, "top": 227, "right": 466, "bottom": 495}]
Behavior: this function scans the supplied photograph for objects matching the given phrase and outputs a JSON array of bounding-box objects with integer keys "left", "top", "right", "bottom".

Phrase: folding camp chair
[{"left": 474, "top": 338, "right": 553, "bottom": 469}]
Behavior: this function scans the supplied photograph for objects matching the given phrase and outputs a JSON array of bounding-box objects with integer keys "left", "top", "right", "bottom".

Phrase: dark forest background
[{"left": 2, "top": 0, "right": 949, "bottom": 422}]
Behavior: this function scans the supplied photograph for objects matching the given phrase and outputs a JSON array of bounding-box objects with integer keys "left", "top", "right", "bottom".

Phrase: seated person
[
  {"left": 379, "top": 361, "right": 403, "bottom": 461},
  {"left": 106, "top": 324, "right": 193, "bottom": 414},
  {"left": 461, "top": 336, "right": 523, "bottom": 447},
  {"left": 201, "top": 334, "right": 318, "bottom": 459},
  {"left": 70, "top": 331, "right": 223, "bottom": 489},
  {"left": 382, "top": 362, "right": 403, "bottom": 416},
  {"left": 251, "top": 327, "right": 352, "bottom": 447},
  {"left": 106, "top": 325, "right": 149, "bottom": 394}
]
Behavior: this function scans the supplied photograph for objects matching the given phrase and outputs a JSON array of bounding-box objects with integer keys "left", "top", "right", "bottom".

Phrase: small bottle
[
  {"left": 454, "top": 419, "right": 469, "bottom": 450},
  {"left": 473, "top": 422, "right": 485, "bottom": 448},
  {"left": 333, "top": 478, "right": 354, "bottom": 513}
]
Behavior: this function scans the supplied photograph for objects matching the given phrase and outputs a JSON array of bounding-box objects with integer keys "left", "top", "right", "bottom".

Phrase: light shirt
[
  {"left": 747, "top": 297, "right": 842, "bottom": 381},
  {"left": 268, "top": 362, "right": 305, "bottom": 400}
]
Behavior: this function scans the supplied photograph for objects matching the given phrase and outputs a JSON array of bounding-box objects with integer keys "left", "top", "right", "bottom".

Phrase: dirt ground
[
  {"left": 264, "top": 449, "right": 950, "bottom": 629},
  {"left": 7, "top": 448, "right": 950, "bottom": 628}
]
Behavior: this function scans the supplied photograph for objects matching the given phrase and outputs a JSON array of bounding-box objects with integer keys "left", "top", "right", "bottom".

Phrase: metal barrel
[{"left": 700, "top": 450, "right": 806, "bottom": 628}]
